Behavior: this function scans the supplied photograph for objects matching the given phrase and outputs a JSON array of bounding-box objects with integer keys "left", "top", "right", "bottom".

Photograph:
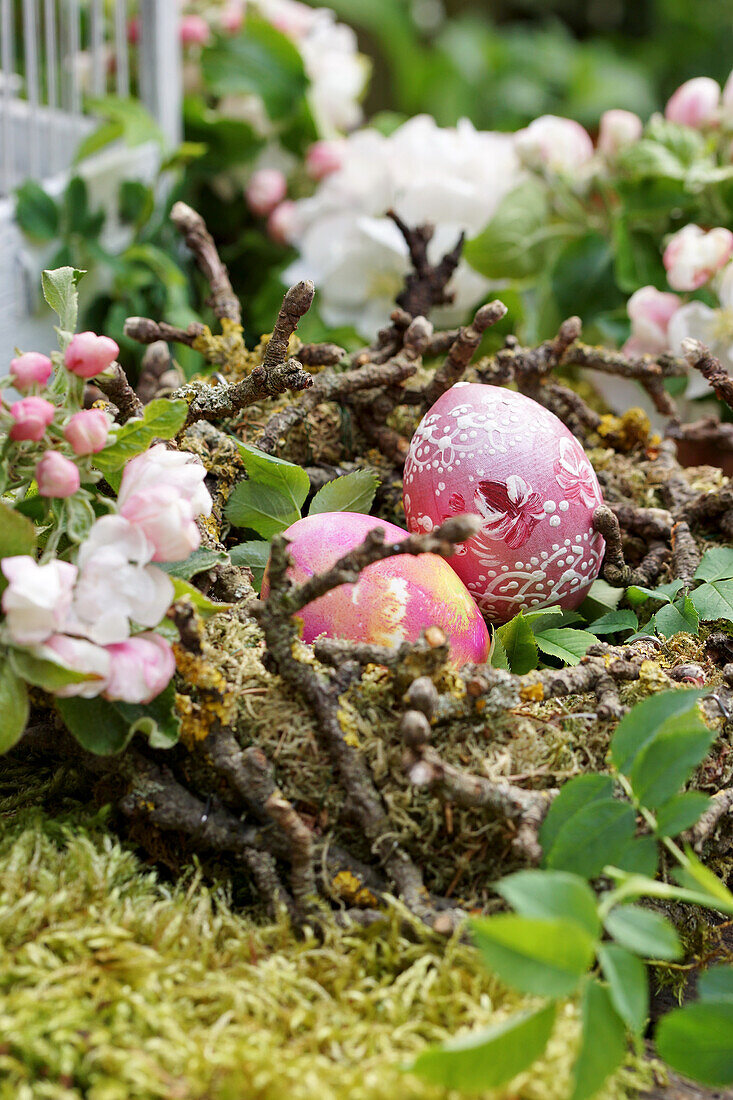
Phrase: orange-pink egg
[{"left": 261, "top": 511, "right": 491, "bottom": 666}]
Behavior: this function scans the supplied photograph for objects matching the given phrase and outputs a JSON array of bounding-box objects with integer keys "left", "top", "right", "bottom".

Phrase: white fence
[{"left": 0, "top": 0, "right": 182, "bottom": 363}]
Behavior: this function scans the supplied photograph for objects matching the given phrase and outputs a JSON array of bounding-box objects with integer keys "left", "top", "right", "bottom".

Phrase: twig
[
  {"left": 124, "top": 317, "right": 206, "bottom": 347},
  {"left": 682, "top": 338, "right": 733, "bottom": 411},
  {"left": 171, "top": 201, "right": 241, "bottom": 324},
  {"left": 423, "top": 299, "right": 507, "bottom": 408},
  {"left": 94, "top": 364, "right": 144, "bottom": 423},
  {"left": 262, "top": 280, "right": 315, "bottom": 372}
]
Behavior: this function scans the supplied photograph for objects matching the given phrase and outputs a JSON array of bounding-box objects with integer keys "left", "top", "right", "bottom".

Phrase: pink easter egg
[
  {"left": 261, "top": 511, "right": 491, "bottom": 666},
  {"left": 403, "top": 383, "right": 605, "bottom": 623}
]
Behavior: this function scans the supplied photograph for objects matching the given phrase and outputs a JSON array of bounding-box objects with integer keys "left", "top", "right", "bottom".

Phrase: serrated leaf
[
  {"left": 0, "top": 658, "right": 29, "bottom": 753},
  {"left": 171, "top": 578, "right": 231, "bottom": 620},
  {"left": 540, "top": 774, "right": 615, "bottom": 857},
  {"left": 690, "top": 579, "right": 733, "bottom": 622},
  {"left": 94, "top": 400, "right": 188, "bottom": 478},
  {"left": 158, "top": 548, "right": 229, "bottom": 580},
  {"left": 225, "top": 481, "right": 301, "bottom": 538},
  {"left": 114, "top": 682, "right": 180, "bottom": 749},
  {"left": 56, "top": 696, "right": 133, "bottom": 755},
  {"left": 496, "top": 611, "right": 538, "bottom": 674},
  {"left": 570, "top": 979, "right": 627, "bottom": 1100},
  {"left": 201, "top": 16, "right": 309, "bottom": 119},
  {"left": 694, "top": 547, "right": 733, "bottom": 583},
  {"left": 407, "top": 1003, "right": 556, "bottom": 1091},
  {"left": 698, "top": 965, "right": 733, "bottom": 1004},
  {"left": 309, "top": 469, "right": 380, "bottom": 516},
  {"left": 489, "top": 632, "right": 509, "bottom": 670},
  {"left": 544, "top": 799, "right": 637, "bottom": 878},
  {"left": 580, "top": 579, "right": 623, "bottom": 617},
  {"left": 610, "top": 689, "right": 707, "bottom": 775},
  {"left": 603, "top": 905, "right": 682, "bottom": 960},
  {"left": 656, "top": 1002, "right": 733, "bottom": 1087},
  {"left": 236, "top": 442, "right": 310, "bottom": 512},
  {"left": 229, "top": 540, "right": 270, "bottom": 592},
  {"left": 15, "top": 181, "right": 59, "bottom": 241},
  {"left": 41, "top": 266, "right": 85, "bottom": 332},
  {"left": 654, "top": 792, "right": 712, "bottom": 837},
  {"left": 464, "top": 178, "right": 550, "bottom": 280},
  {"left": 496, "top": 870, "right": 600, "bottom": 938},
  {"left": 535, "top": 627, "right": 596, "bottom": 665},
  {"left": 628, "top": 712, "right": 715, "bottom": 809},
  {"left": 613, "top": 835, "right": 659, "bottom": 878},
  {"left": 598, "top": 945, "right": 649, "bottom": 1035},
  {"left": 653, "top": 595, "right": 699, "bottom": 639},
  {"left": 470, "top": 915, "right": 596, "bottom": 997},
  {"left": 587, "top": 609, "right": 639, "bottom": 636}
]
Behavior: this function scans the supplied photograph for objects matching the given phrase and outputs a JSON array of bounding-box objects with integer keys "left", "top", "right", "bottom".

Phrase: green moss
[{"left": 0, "top": 779, "right": 652, "bottom": 1100}]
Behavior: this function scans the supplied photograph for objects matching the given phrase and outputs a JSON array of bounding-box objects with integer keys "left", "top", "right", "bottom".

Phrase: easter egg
[
  {"left": 403, "top": 383, "right": 605, "bottom": 623},
  {"left": 261, "top": 511, "right": 491, "bottom": 666}
]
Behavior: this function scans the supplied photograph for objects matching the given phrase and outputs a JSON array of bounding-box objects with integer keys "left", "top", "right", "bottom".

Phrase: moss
[{"left": 0, "top": 786, "right": 653, "bottom": 1100}]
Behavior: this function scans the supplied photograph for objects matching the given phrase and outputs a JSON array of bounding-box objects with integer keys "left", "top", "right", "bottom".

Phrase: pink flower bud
[
  {"left": 127, "top": 16, "right": 139, "bottom": 43},
  {"left": 64, "top": 408, "right": 112, "bottom": 455},
  {"left": 64, "top": 332, "right": 119, "bottom": 379},
  {"left": 1, "top": 556, "right": 77, "bottom": 645},
  {"left": 305, "top": 139, "right": 344, "bottom": 180},
  {"left": 663, "top": 224, "right": 733, "bottom": 291},
  {"left": 624, "top": 285, "right": 681, "bottom": 355},
  {"left": 120, "top": 486, "right": 200, "bottom": 562},
  {"left": 39, "top": 634, "right": 111, "bottom": 698},
  {"left": 597, "top": 110, "right": 643, "bottom": 157},
  {"left": 9, "top": 396, "right": 55, "bottom": 441},
  {"left": 9, "top": 352, "right": 53, "bottom": 391},
  {"left": 665, "top": 77, "right": 720, "bottom": 129},
  {"left": 515, "top": 115, "right": 594, "bottom": 173},
  {"left": 180, "top": 14, "right": 210, "bottom": 47},
  {"left": 723, "top": 70, "right": 733, "bottom": 124},
  {"left": 246, "top": 168, "right": 287, "bottom": 217},
  {"left": 36, "top": 451, "right": 81, "bottom": 498},
  {"left": 104, "top": 632, "right": 176, "bottom": 704},
  {"left": 118, "top": 443, "right": 211, "bottom": 518},
  {"left": 267, "top": 200, "right": 300, "bottom": 244},
  {"left": 221, "top": 2, "right": 245, "bottom": 33}
]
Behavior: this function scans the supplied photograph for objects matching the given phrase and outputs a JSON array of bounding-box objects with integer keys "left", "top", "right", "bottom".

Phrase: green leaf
[
  {"left": 674, "top": 848, "right": 733, "bottom": 914},
  {"left": 540, "top": 774, "right": 614, "bottom": 857},
  {"left": 544, "top": 799, "right": 637, "bottom": 879},
  {"left": 407, "top": 1003, "right": 556, "bottom": 1091},
  {"left": 587, "top": 609, "right": 638, "bottom": 636},
  {"left": 201, "top": 17, "right": 309, "bottom": 119},
  {"left": 653, "top": 595, "right": 699, "bottom": 639},
  {"left": 654, "top": 792, "right": 712, "bottom": 837},
  {"left": 656, "top": 1002, "right": 733, "bottom": 1087},
  {"left": 0, "top": 503, "right": 37, "bottom": 588},
  {"left": 570, "top": 979, "right": 627, "bottom": 1100},
  {"left": 470, "top": 915, "right": 596, "bottom": 997},
  {"left": 464, "top": 178, "right": 550, "bottom": 280},
  {"left": 603, "top": 906, "right": 682, "bottom": 960},
  {"left": 551, "top": 233, "right": 620, "bottom": 322},
  {"left": 8, "top": 648, "right": 95, "bottom": 693},
  {"left": 610, "top": 689, "right": 707, "bottom": 775},
  {"left": 65, "top": 493, "right": 96, "bottom": 544},
  {"left": 94, "top": 400, "right": 189, "bottom": 479},
  {"left": 41, "top": 266, "right": 85, "bottom": 333},
  {"left": 82, "top": 96, "right": 164, "bottom": 151},
  {"left": 628, "top": 711, "right": 715, "bottom": 809},
  {"left": 698, "top": 965, "right": 733, "bottom": 1004},
  {"left": 114, "top": 682, "right": 180, "bottom": 750},
  {"left": 496, "top": 870, "right": 600, "bottom": 938},
  {"left": 626, "top": 579, "right": 683, "bottom": 607},
  {"left": 56, "top": 696, "right": 135, "bottom": 754},
  {"left": 580, "top": 579, "right": 623, "bottom": 618},
  {"left": 535, "top": 627, "right": 596, "bottom": 666},
  {"left": 597, "top": 945, "right": 649, "bottom": 1035},
  {"left": 614, "top": 835, "right": 659, "bottom": 878},
  {"left": 158, "top": 548, "right": 229, "bottom": 580},
  {"left": 309, "top": 469, "right": 379, "bottom": 516},
  {"left": 15, "top": 181, "right": 59, "bottom": 241},
  {"left": 496, "top": 611, "right": 538, "bottom": 674},
  {"left": 612, "top": 220, "right": 666, "bottom": 295},
  {"left": 489, "top": 633, "right": 509, "bottom": 670},
  {"left": 237, "top": 443, "right": 310, "bottom": 510},
  {"left": 229, "top": 540, "right": 270, "bottom": 592},
  {"left": 225, "top": 481, "right": 302, "bottom": 538},
  {"left": 690, "top": 579, "right": 733, "bottom": 622},
  {"left": 171, "top": 578, "right": 231, "bottom": 620},
  {"left": 694, "top": 547, "right": 733, "bottom": 583},
  {"left": 0, "top": 658, "right": 29, "bottom": 753}
]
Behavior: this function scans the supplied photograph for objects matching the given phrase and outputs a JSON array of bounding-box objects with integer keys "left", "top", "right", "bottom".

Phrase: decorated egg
[
  {"left": 261, "top": 511, "right": 491, "bottom": 666},
  {"left": 403, "top": 383, "right": 605, "bottom": 623}
]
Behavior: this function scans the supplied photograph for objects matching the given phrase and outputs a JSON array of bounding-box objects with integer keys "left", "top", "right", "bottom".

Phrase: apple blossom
[
  {"left": 36, "top": 451, "right": 81, "bottom": 498},
  {"left": 514, "top": 115, "right": 594, "bottom": 173},
  {"left": 9, "top": 396, "right": 55, "bottom": 441},
  {"left": 267, "top": 200, "right": 300, "bottom": 244},
  {"left": 104, "top": 632, "right": 176, "bottom": 704},
  {"left": 120, "top": 485, "right": 200, "bottom": 562},
  {"left": 9, "top": 352, "right": 53, "bottom": 391},
  {"left": 623, "top": 285, "right": 681, "bottom": 357},
  {"left": 64, "top": 332, "right": 119, "bottom": 379},
  {"left": 722, "top": 70, "right": 733, "bottom": 125},
  {"left": 117, "top": 444, "right": 212, "bottom": 518},
  {"left": 597, "top": 109, "right": 643, "bottom": 157},
  {"left": 180, "top": 14, "right": 210, "bottom": 47},
  {"left": 665, "top": 77, "right": 720, "bottom": 129},
  {"left": 221, "top": 3, "right": 245, "bottom": 34},
  {"left": 64, "top": 409, "right": 112, "bottom": 455},
  {"left": 663, "top": 224, "right": 733, "bottom": 291},
  {"left": 1, "top": 556, "right": 77, "bottom": 645},
  {"left": 668, "top": 262, "right": 733, "bottom": 398},
  {"left": 305, "top": 139, "right": 344, "bottom": 180},
  {"left": 39, "top": 634, "right": 111, "bottom": 698},
  {"left": 246, "top": 168, "right": 288, "bottom": 216}
]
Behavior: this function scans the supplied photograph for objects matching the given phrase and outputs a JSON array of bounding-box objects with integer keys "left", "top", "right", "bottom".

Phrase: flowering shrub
[{"left": 0, "top": 268, "right": 213, "bottom": 754}]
